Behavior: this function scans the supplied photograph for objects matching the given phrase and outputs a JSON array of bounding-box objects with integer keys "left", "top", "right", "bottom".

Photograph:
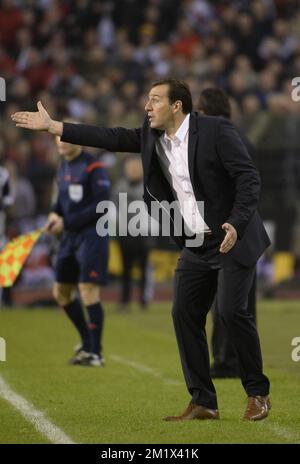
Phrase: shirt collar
[{"left": 163, "top": 114, "right": 190, "bottom": 145}]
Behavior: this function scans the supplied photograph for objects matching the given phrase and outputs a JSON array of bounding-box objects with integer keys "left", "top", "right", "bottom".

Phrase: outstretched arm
[{"left": 11, "top": 102, "right": 142, "bottom": 153}]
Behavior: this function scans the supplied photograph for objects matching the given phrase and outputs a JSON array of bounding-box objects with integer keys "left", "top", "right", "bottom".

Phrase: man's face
[
  {"left": 144, "top": 84, "right": 174, "bottom": 129},
  {"left": 55, "top": 137, "right": 81, "bottom": 161}
]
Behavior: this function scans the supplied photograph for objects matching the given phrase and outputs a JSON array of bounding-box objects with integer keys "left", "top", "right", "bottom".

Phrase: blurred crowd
[{"left": 1, "top": 0, "right": 300, "bottom": 251}]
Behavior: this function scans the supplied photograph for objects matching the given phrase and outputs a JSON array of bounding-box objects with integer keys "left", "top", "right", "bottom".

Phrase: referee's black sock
[
  {"left": 63, "top": 299, "right": 90, "bottom": 352},
  {"left": 87, "top": 302, "right": 104, "bottom": 356}
]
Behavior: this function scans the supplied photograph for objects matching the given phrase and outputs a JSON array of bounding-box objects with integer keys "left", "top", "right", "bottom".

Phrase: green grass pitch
[{"left": 0, "top": 300, "right": 300, "bottom": 444}]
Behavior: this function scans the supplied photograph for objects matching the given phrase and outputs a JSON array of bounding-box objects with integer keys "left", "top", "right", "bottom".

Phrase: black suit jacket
[{"left": 62, "top": 112, "right": 270, "bottom": 267}]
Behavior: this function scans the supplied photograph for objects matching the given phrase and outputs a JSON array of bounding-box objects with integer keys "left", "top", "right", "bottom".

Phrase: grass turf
[{"left": 0, "top": 300, "right": 300, "bottom": 444}]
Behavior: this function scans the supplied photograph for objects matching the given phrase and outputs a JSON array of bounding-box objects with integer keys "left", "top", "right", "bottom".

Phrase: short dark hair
[
  {"left": 151, "top": 78, "right": 193, "bottom": 114},
  {"left": 198, "top": 87, "right": 231, "bottom": 119}
]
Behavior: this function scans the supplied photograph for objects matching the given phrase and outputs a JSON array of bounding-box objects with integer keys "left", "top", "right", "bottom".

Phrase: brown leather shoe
[
  {"left": 243, "top": 395, "right": 271, "bottom": 421},
  {"left": 164, "top": 401, "right": 220, "bottom": 421}
]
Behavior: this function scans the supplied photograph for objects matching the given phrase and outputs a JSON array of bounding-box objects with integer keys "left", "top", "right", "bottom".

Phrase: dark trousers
[
  {"left": 172, "top": 238, "right": 270, "bottom": 410},
  {"left": 211, "top": 272, "right": 257, "bottom": 372},
  {"left": 119, "top": 237, "right": 150, "bottom": 305}
]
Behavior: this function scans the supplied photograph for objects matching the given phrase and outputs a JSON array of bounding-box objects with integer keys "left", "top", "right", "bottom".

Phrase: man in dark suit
[
  {"left": 12, "top": 79, "right": 271, "bottom": 421},
  {"left": 198, "top": 87, "right": 258, "bottom": 379}
]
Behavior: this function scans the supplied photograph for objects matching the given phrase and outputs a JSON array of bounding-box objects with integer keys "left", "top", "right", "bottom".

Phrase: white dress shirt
[{"left": 156, "top": 114, "right": 210, "bottom": 235}]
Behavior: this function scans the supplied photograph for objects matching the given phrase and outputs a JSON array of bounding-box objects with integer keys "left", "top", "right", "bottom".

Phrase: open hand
[{"left": 11, "top": 101, "right": 52, "bottom": 131}]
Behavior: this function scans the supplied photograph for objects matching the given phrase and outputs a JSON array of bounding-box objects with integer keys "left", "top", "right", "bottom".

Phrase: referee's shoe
[{"left": 69, "top": 347, "right": 105, "bottom": 367}]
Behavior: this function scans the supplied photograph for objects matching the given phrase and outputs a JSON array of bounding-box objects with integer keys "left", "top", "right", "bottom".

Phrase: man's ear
[{"left": 173, "top": 100, "right": 182, "bottom": 113}]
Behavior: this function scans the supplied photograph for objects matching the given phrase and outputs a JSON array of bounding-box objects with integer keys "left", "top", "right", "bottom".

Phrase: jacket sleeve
[
  {"left": 61, "top": 123, "right": 142, "bottom": 153},
  {"left": 215, "top": 118, "right": 261, "bottom": 238}
]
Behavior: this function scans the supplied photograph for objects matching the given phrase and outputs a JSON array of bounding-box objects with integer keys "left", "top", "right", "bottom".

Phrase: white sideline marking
[
  {"left": 0, "top": 375, "right": 75, "bottom": 444},
  {"left": 109, "top": 354, "right": 183, "bottom": 386}
]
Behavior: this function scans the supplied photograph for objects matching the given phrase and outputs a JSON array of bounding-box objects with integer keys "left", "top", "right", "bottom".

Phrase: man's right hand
[{"left": 11, "top": 101, "right": 63, "bottom": 136}]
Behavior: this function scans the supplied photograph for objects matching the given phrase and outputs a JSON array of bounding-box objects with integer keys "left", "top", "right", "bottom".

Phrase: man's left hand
[{"left": 220, "top": 223, "right": 237, "bottom": 253}]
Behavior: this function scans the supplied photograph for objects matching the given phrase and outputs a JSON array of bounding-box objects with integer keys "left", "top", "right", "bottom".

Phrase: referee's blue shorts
[{"left": 55, "top": 228, "right": 109, "bottom": 285}]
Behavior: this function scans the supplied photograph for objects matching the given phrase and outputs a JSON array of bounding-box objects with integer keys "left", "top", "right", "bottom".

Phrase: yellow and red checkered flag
[{"left": 0, "top": 229, "right": 43, "bottom": 287}]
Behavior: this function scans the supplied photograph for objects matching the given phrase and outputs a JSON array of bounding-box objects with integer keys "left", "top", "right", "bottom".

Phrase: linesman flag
[{"left": 0, "top": 229, "right": 43, "bottom": 287}]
